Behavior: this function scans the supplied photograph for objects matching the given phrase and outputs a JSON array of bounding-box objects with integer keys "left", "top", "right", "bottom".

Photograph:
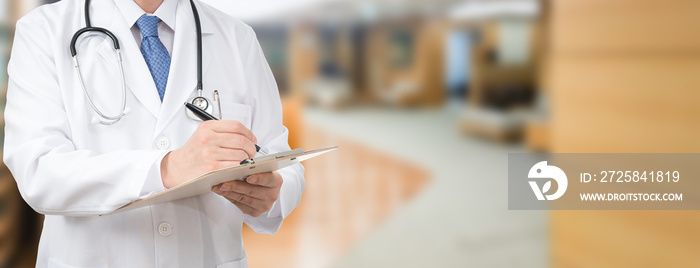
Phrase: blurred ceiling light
[
  {"left": 201, "top": 0, "right": 340, "bottom": 23},
  {"left": 202, "top": 0, "right": 471, "bottom": 24},
  {"left": 449, "top": 0, "right": 540, "bottom": 21},
  {"left": 359, "top": 1, "right": 379, "bottom": 22}
]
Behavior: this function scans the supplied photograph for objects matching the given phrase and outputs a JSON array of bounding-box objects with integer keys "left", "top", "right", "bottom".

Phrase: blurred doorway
[{"left": 445, "top": 29, "right": 471, "bottom": 100}]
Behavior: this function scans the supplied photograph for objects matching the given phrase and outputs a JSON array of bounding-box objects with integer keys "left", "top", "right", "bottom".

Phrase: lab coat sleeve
[
  {"left": 3, "top": 15, "right": 166, "bottom": 216},
  {"left": 239, "top": 27, "right": 305, "bottom": 234}
]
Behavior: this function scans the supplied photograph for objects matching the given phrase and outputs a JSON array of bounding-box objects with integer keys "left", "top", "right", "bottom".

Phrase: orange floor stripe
[{"left": 242, "top": 126, "right": 430, "bottom": 268}]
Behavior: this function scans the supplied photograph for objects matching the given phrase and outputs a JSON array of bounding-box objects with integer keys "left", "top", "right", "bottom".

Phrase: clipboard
[{"left": 109, "top": 146, "right": 338, "bottom": 214}]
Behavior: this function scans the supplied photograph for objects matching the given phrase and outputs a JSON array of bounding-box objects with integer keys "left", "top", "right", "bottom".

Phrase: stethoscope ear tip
[
  {"left": 91, "top": 116, "right": 101, "bottom": 125},
  {"left": 124, "top": 107, "right": 132, "bottom": 115}
]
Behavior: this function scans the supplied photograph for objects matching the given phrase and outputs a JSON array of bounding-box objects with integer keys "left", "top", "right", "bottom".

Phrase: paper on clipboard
[{"left": 108, "top": 146, "right": 338, "bottom": 214}]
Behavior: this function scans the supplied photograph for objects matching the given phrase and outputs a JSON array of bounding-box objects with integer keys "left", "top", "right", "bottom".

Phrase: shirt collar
[{"left": 113, "top": 0, "right": 178, "bottom": 31}]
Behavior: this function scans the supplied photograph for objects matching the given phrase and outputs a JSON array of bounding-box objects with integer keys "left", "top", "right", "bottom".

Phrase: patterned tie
[{"left": 136, "top": 15, "right": 170, "bottom": 102}]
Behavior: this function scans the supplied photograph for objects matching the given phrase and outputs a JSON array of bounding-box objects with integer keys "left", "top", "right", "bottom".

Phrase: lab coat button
[
  {"left": 156, "top": 137, "right": 170, "bottom": 150},
  {"left": 158, "top": 222, "right": 172, "bottom": 237}
]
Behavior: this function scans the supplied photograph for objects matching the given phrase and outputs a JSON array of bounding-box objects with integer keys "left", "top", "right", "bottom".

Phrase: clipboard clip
[
  {"left": 239, "top": 148, "right": 305, "bottom": 166},
  {"left": 239, "top": 158, "right": 255, "bottom": 166}
]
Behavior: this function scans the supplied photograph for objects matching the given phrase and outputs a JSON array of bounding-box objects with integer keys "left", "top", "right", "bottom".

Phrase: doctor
[{"left": 4, "top": 0, "right": 305, "bottom": 267}]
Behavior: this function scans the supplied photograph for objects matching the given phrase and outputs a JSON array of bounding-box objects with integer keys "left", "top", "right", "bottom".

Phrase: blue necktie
[{"left": 136, "top": 15, "right": 170, "bottom": 102}]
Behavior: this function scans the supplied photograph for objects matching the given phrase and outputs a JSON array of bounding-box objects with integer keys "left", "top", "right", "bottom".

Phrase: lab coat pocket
[
  {"left": 216, "top": 257, "right": 248, "bottom": 268},
  {"left": 220, "top": 103, "right": 252, "bottom": 130},
  {"left": 94, "top": 38, "right": 118, "bottom": 65}
]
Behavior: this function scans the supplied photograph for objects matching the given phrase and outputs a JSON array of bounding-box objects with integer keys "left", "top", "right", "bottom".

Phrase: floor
[
  {"left": 243, "top": 105, "right": 548, "bottom": 268},
  {"left": 242, "top": 123, "right": 430, "bottom": 268}
]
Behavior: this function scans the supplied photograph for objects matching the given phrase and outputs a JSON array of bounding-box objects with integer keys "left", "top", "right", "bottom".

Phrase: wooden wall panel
[
  {"left": 553, "top": 211, "right": 700, "bottom": 268},
  {"left": 550, "top": 0, "right": 700, "bottom": 53},
  {"left": 549, "top": 57, "right": 700, "bottom": 154},
  {"left": 549, "top": 0, "right": 700, "bottom": 267}
]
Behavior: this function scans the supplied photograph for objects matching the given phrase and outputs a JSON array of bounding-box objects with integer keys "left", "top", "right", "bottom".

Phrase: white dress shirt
[{"left": 114, "top": 0, "right": 176, "bottom": 55}]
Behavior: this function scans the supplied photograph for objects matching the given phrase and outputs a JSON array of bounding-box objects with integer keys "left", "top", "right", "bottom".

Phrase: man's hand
[
  {"left": 161, "top": 120, "right": 257, "bottom": 189},
  {"left": 212, "top": 171, "right": 283, "bottom": 217}
]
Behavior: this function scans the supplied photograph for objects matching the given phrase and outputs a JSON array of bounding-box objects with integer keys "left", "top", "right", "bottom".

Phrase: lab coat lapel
[
  {"left": 94, "top": 3, "right": 162, "bottom": 119},
  {"left": 155, "top": 0, "right": 213, "bottom": 135}
]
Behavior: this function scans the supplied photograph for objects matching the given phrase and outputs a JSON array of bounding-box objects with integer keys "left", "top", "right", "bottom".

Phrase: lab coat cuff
[
  {"left": 276, "top": 164, "right": 305, "bottom": 218},
  {"left": 140, "top": 151, "right": 169, "bottom": 197},
  {"left": 243, "top": 213, "right": 283, "bottom": 234}
]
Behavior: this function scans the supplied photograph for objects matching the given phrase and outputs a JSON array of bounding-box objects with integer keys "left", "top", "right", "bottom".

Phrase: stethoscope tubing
[
  {"left": 70, "top": 27, "right": 120, "bottom": 57},
  {"left": 72, "top": 0, "right": 205, "bottom": 125},
  {"left": 189, "top": 0, "right": 204, "bottom": 93},
  {"left": 72, "top": 51, "right": 128, "bottom": 125}
]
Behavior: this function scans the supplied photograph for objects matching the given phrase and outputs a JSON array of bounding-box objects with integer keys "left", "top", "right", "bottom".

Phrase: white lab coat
[{"left": 3, "top": 0, "right": 305, "bottom": 267}]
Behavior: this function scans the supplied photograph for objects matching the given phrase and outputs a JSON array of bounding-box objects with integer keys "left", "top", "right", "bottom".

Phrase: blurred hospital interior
[{"left": 1, "top": 0, "right": 700, "bottom": 267}]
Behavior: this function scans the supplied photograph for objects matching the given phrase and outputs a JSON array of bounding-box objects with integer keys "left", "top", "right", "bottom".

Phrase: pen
[
  {"left": 184, "top": 102, "right": 267, "bottom": 155},
  {"left": 214, "top": 90, "right": 222, "bottom": 120}
]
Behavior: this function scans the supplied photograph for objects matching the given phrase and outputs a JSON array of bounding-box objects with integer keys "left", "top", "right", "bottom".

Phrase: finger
[
  {"left": 230, "top": 200, "right": 261, "bottom": 217},
  {"left": 201, "top": 159, "right": 240, "bottom": 173},
  {"left": 209, "top": 121, "right": 256, "bottom": 144},
  {"left": 246, "top": 173, "right": 279, "bottom": 188},
  {"left": 214, "top": 160, "right": 240, "bottom": 170},
  {"left": 211, "top": 149, "right": 248, "bottom": 163},
  {"left": 214, "top": 133, "right": 256, "bottom": 158},
  {"left": 211, "top": 186, "right": 264, "bottom": 217},
  {"left": 223, "top": 180, "right": 279, "bottom": 202},
  {"left": 221, "top": 191, "right": 266, "bottom": 210},
  {"left": 221, "top": 181, "right": 268, "bottom": 199}
]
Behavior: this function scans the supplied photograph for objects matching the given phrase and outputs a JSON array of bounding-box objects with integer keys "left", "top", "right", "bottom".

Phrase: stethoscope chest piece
[{"left": 186, "top": 89, "right": 214, "bottom": 121}]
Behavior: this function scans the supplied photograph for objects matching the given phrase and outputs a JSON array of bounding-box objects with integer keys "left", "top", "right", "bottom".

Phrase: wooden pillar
[{"left": 548, "top": 0, "right": 700, "bottom": 267}]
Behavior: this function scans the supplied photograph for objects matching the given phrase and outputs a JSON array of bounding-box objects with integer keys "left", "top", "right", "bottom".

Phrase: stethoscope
[{"left": 70, "top": 0, "right": 216, "bottom": 125}]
